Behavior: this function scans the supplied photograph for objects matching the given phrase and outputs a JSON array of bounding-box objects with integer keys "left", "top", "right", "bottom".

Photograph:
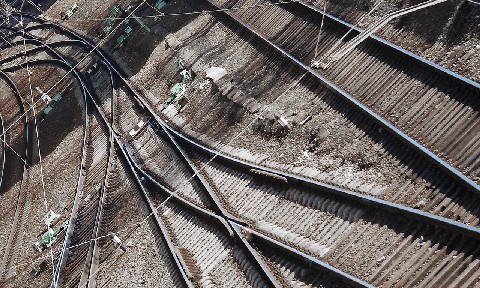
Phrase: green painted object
[
  {"left": 111, "top": 5, "right": 120, "bottom": 16},
  {"left": 100, "top": 6, "right": 121, "bottom": 38},
  {"left": 62, "top": 3, "right": 78, "bottom": 20},
  {"left": 170, "top": 83, "right": 185, "bottom": 96},
  {"left": 34, "top": 222, "right": 67, "bottom": 252},
  {"left": 114, "top": 34, "right": 129, "bottom": 49},
  {"left": 100, "top": 26, "right": 112, "bottom": 38},
  {"left": 132, "top": 14, "right": 150, "bottom": 32},
  {"left": 154, "top": 0, "right": 167, "bottom": 10},
  {"left": 53, "top": 93, "right": 62, "bottom": 102},
  {"left": 180, "top": 70, "right": 191, "bottom": 83},
  {"left": 43, "top": 106, "right": 53, "bottom": 115}
]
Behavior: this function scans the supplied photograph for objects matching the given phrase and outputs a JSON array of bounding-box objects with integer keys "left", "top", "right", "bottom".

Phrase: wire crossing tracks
[
  {"left": 204, "top": 0, "right": 480, "bottom": 195},
  {"left": 1, "top": 6, "right": 480, "bottom": 288}
]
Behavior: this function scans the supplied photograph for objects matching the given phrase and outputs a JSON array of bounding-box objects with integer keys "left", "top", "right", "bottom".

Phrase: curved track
[
  {"left": 9, "top": 13, "right": 369, "bottom": 288},
  {"left": 1, "top": 7, "right": 479, "bottom": 288}
]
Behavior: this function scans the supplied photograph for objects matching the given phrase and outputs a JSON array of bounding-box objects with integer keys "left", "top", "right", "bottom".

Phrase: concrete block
[{"left": 165, "top": 34, "right": 181, "bottom": 49}]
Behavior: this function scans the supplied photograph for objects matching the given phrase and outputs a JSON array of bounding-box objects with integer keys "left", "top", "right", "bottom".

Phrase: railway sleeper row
[
  {"left": 132, "top": 7, "right": 480, "bottom": 229},
  {"left": 219, "top": 0, "right": 480, "bottom": 187}
]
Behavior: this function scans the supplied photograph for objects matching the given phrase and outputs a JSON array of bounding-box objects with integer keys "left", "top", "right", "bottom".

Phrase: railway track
[
  {"left": 0, "top": 47, "right": 168, "bottom": 287},
  {"left": 58, "top": 109, "right": 111, "bottom": 287},
  {"left": 126, "top": 126, "right": 363, "bottom": 287},
  {"left": 0, "top": 57, "right": 84, "bottom": 287},
  {"left": 212, "top": 0, "right": 480, "bottom": 189},
  {"left": 305, "top": 0, "right": 479, "bottom": 81},
  {"left": 39, "top": 8, "right": 480, "bottom": 284},
  {"left": 98, "top": 0, "right": 480, "bottom": 234},
  {"left": 0, "top": 69, "right": 32, "bottom": 285},
  {"left": 26, "top": 17, "right": 372, "bottom": 286},
  {"left": 185, "top": 147, "right": 480, "bottom": 286},
  {"left": 36, "top": 38, "right": 201, "bottom": 287},
  {"left": 111, "top": 0, "right": 480, "bottom": 231},
  {"left": 105, "top": 7, "right": 480, "bottom": 244},
  {"left": 21, "top": 58, "right": 186, "bottom": 287},
  {"left": 3, "top": 19, "right": 111, "bottom": 286},
  {"left": 110, "top": 55, "right": 358, "bottom": 287},
  {"left": 125, "top": 103, "right": 480, "bottom": 287},
  {"left": 0, "top": 70, "right": 28, "bottom": 190},
  {"left": 0, "top": 6, "right": 479, "bottom": 287},
  {"left": 47, "top": 81, "right": 184, "bottom": 288},
  {"left": 96, "top": 27, "right": 480, "bottom": 288},
  {"left": 0, "top": 74, "right": 14, "bottom": 193},
  {"left": 133, "top": 175, "right": 272, "bottom": 287}
]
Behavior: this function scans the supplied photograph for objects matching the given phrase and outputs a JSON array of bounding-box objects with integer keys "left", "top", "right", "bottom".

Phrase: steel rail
[
  {"left": 204, "top": 0, "right": 480, "bottom": 196},
  {"left": 11, "top": 22, "right": 372, "bottom": 288},
  {"left": 18, "top": 58, "right": 193, "bottom": 288},
  {"left": 1, "top": 15, "right": 478, "bottom": 288},
  {"left": 158, "top": 115, "right": 480, "bottom": 241},
  {"left": 0, "top": 11, "right": 115, "bottom": 288},
  {"left": 230, "top": 221, "right": 374, "bottom": 288},
  {"left": 86, "top": 67, "right": 196, "bottom": 288},
  {"left": 292, "top": 0, "right": 480, "bottom": 89},
  {"left": 19, "top": 12, "right": 480, "bottom": 242},
  {"left": 78, "top": 59, "right": 119, "bottom": 288},
  {"left": 314, "top": 0, "right": 448, "bottom": 68},
  {"left": 121, "top": 147, "right": 195, "bottom": 288},
  {"left": 5, "top": 15, "right": 480, "bottom": 244},
  {"left": 0, "top": 39, "right": 87, "bottom": 65},
  {"left": 0, "top": 58, "right": 89, "bottom": 288},
  {"left": 80, "top": 128, "right": 114, "bottom": 288},
  {"left": 0, "top": 35, "right": 193, "bottom": 286},
  {"left": 55, "top": 60, "right": 193, "bottom": 288},
  {"left": 16, "top": 8, "right": 480, "bottom": 204},
  {"left": 56, "top": 104, "right": 89, "bottom": 288},
  {"left": 150, "top": 121, "right": 245, "bottom": 224},
  {"left": 146, "top": 121, "right": 286, "bottom": 287},
  {"left": 84, "top": 62, "right": 119, "bottom": 288},
  {"left": 127, "top": 139, "right": 372, "bottom": 288}
]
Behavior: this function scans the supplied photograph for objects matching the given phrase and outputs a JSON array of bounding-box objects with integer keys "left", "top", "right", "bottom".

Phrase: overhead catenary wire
[
  {"left": 0, "top": 1, "right": 476, "bottom": 286},
  {"left": 21, "top": 0, "right": 309, "bottom": 281},
  {"left": 18, "top": 0, "right": 57, "bottom": 283},
  {"left": 74, "top": 67, "right": 309, "bottom": 281},
  {"left": 19, "top": 0, "right": 293, "bottom": 22},
  {"left": 2, "top": 0, "right": 468, "bottom": 284},
  {"left": 312, "top": 0, "right": 384, "bottom": 66},
  {"left": 0, "top": 0, "right": 149, "bottom": 141},
  {"left": 0, "top": 0, "right": 296, "bottom": 143},
  {"left": 42, "top": 31, "right": 308, "bottom": 277},
  {"left": 43, "top": 2, "right": 159, "bottom": 286},
  {"left": 0, "top": 13, "right": 33, "bottom": 166},
  {"left": 0, "top": 136, "right": 30, "bottom": 167},
  {"left": 0, "top": 0, "right": 293, "bottom": 183},
  {"left": 58, "top": 195, "right": 174, "bottom": 253},
  {"left": 313, "top": 0, "right": 328, "bottom": 59},
  {"left": 7, "top": 0, "right": 470, "bottom": 284},
  {"left": 0, "top": 0, "right": 152, "bottom": 284}
]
